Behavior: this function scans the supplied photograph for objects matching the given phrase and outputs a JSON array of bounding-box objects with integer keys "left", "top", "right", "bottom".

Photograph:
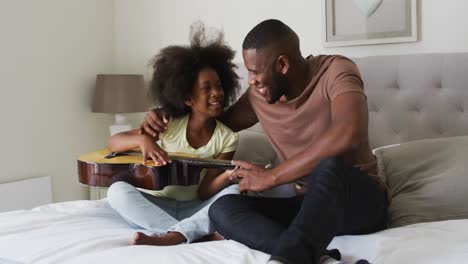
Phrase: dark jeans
[{"left": 208, "top": 157, "right": 388, "bottom": 264}]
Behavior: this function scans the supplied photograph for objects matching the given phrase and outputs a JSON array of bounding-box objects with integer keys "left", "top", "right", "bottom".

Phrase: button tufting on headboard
[
  {"left": 354, "top": 53, "right": 468, "bottom": 148},
  {"left": 234, "top": 53, "right": 468, "bottom": 150}
]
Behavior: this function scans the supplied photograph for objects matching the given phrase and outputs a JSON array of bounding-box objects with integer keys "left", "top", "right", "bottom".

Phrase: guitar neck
[
  {"left": 105, "top": 151, "right": 236, "bottom": 170},
  {"left": 170, "top": 155, "right": 235, "bottom": 170}
]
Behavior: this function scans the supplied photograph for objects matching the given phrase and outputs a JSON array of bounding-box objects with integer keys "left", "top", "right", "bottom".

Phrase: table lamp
[{"left": 93, "top": 74, "right": 149, "bottom": 135}]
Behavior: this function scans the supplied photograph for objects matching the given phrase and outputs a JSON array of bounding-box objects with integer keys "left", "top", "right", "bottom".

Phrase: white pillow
[{"left": 374, "top": 136, "right": 468, "bottom": 227}]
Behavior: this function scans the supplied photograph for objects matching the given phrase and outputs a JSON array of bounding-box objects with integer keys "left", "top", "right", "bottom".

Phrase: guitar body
[{"left": 78, "top": 149, "right": 234, "bottom": 190}]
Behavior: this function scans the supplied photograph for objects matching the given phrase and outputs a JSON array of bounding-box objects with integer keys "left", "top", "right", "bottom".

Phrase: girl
[{"left": 106, "top": 23, "right": 240, "bottom": 246}]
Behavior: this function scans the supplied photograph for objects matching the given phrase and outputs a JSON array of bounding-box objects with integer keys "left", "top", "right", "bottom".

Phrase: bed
[{"left": 1, "top": 53, "right": 468, "bottom": 264}]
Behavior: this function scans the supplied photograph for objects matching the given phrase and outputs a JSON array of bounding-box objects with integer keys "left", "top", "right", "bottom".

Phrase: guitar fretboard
[{"left": 105, "top": 151, "right": 235, "bottom": 169}]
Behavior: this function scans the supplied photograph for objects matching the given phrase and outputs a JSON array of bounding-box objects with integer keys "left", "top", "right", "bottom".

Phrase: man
[{"left": 142, "top": 19, "right": 388, "bottom": 264}]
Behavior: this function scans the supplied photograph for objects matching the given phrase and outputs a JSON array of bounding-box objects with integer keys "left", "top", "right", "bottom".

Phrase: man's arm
[
  {"left": 219, "top": 90, "right": 259, "bottom": 132},
  {"left": 141, "top": 90, "right": 258, "bottom": 135},
  {"left": 231, "top": 92, "right": 368, "bottom": 192},
  {"left": 270, "top": 92, "right": 368, "bottom": 185},
  {"left": 140, "top": 109, "right": 169, "bottom": 138}
]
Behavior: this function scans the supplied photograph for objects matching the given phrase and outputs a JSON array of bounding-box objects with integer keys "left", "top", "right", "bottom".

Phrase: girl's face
[{"left": 185, "top": 67, "right": 225, "bottom": 118}]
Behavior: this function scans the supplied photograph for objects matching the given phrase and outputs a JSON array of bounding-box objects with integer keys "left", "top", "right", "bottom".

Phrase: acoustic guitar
[{"left": 78, "top": 149, "right": 235, "bottom": 190}]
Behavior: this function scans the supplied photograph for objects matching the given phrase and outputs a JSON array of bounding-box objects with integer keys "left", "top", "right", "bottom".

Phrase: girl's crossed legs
[{"left": 107, "top": 181, "right": 239, "bottom": 245}]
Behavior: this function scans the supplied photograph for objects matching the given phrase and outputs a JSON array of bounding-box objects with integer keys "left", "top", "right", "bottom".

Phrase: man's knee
[
  {"left": 316, "top": 156, "right": 343, "bottom": 170},
  {"left": 208, "top": 194, "right": 240, "bottom": 224},
  {"left": 307, "top": 156, "right": 345, "bottom": 185}
]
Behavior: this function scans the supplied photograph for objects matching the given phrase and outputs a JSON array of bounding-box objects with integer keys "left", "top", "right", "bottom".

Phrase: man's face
[{"left": 242, "top": 49, "right": 286, "bottom": 104}]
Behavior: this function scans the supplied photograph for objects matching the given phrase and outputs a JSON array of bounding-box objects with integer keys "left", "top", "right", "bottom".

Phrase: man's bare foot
[
  {"left": 193, "top": 232, "right": 225, "bottom": 243},
  {"left": 132, "top": 231, "right": 187, "bottom": 246}
]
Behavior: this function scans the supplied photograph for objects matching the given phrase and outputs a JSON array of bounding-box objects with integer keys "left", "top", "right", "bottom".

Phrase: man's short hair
[{"left": 242, "top": 19, "right": 294, "bottom": 50}]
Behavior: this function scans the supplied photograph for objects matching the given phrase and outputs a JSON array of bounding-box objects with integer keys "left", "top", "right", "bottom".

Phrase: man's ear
[
  {"left": 184, "top": 98, "right": 193, "bottom": 107},
  {"left": 276, "top": 54, "right": 290, "bottom": 75}
]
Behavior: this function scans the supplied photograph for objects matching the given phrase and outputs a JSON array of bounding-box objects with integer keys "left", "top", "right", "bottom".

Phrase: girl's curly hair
[{"left": 150, "top": 22, "right": 240, "bottom": 118}]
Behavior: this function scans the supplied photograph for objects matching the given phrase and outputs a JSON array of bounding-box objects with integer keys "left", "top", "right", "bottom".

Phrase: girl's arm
[
  {"left": 107, "top": 129, "right": 170, "bottom": 164},
  {"left": 197, "top": 151, "right": 235, "bottom": 201},
  {"left": 107, "top": 129, "right": 154, "bottom": 152}
]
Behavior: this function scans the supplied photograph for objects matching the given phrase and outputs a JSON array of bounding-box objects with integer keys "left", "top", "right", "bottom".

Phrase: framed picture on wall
[{"left": 323, "top": 0, "right": 418, "bottom": 47}]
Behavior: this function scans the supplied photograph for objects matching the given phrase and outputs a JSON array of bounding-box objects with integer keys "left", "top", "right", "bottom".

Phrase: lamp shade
[{"left": 92, "top": 74, "right": 149, "bottom": 113}]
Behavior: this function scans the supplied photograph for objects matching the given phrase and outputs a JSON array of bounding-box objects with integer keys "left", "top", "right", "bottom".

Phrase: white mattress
[{"left": 0, "top": 200, "right": 467, "bottom": 264}]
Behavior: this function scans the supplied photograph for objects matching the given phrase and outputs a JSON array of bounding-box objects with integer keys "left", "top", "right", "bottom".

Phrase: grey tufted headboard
[
  {"left": 236, "top": 53, "right": 468, "bottom": 150},
  {"left": 354, "top": 53, "right": 468, "bottom": 148}
]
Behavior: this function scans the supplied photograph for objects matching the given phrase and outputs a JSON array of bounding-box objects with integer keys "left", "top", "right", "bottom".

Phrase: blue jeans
[
  {"left": 209, "top": 157, "right": 388, "bottom": 264},
  {"left": 107, "top": 181, "right": 239, "bottom": 243}
]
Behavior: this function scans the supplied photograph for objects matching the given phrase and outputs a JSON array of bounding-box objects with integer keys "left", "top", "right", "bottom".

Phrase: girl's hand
[
  {"left": 139, "top": 135, "right": 170, "bottom": 165},
  {"left": 225, "top": 166, "right": 240, "bottom": 184}
]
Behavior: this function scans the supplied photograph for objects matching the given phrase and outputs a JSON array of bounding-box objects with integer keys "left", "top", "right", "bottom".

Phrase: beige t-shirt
[{"left": 238, "top": 55, "right": 379, "bottom": 182}]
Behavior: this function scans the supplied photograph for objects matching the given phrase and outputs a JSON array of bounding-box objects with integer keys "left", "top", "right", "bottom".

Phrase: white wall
[
  {"left": 0, "top": 0, "right": 115, "bottom": 202},
  {"left": 113, "top": 0, "right": 468, "bottom": 72},
  {"left": 113, "top": 0, "right": 468, "bottom": 127}
]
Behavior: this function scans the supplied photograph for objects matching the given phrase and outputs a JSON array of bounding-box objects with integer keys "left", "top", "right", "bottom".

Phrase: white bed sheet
[
  {"left": 1, "top": 200, "right": 468, "bottom": 264},
  {"left": 0, "top": 200, "right": 269, "bottom": 264},
  {"left": 330, "top": 219, "right": 468, "bottom": 263}
]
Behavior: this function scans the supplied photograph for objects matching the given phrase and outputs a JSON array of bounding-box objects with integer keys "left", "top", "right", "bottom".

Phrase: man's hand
[
  {"left": 139, "top": 108, "right": 168, "bottom": 138},
  {"left": 229, "top": 160, "right": 276, "bottom": 193}
]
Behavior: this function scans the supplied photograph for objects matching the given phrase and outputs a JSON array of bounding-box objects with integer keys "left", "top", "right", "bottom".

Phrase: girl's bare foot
[
  {"left": 193, "top": 232, "right": 225, "bottom": 243},
  {"left": 132, "top": 231, "right": 187, "bottom": 246}
]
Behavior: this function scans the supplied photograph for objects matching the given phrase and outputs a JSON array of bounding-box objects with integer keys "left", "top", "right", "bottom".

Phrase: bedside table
[{"left": 90, "top": 186, "right": 108, "bottom": 200}]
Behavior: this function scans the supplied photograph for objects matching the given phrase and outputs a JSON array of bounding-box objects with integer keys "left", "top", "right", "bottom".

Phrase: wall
[
  {"left": 0, "top": 0, "right": 115, "bottom": 202},
  {"left": 113, "top": 0, "right": 468, "bottom": 127},
  {"left": 113, "top": 0, "right": 468, "bottom": 72}
]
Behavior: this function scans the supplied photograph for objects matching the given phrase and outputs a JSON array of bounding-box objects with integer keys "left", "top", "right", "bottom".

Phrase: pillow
[
  {"left": 233, "top": 128, "right": 277, "bottom": 166},
  {"left": 374, "top": 136, "right": 468, "bottom": 228},
  {"left": 233, "top": 128, "right": 296, "bottom": 198}
]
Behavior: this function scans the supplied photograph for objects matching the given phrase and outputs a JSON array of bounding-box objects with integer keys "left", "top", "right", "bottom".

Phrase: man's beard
[{"left": 268, "top": 68, "right": 288, "bottom": 104}]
